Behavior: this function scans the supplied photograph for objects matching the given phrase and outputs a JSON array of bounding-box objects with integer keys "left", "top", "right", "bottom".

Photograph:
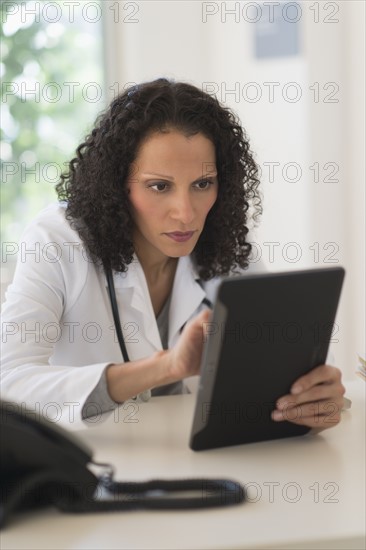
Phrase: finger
[
  {"left": 272, "top": 399, "right": 343, "bottom": 423},
  {"left": 290, "top": 365, "right": 342, "bottom": 395},
  {"left": 278, "top": 411, "right": 342, "bottom": 429},
  {"left": 200, "top": 308, "right": 212, "bottom": 321},
  {"left": 182, "top": 309, "right": 210, "bottom": 335},
  {"left": 276, "top": 382, "right": 345, "bottom": 410},
  {"left": 200, "top": 309, "right": 213, "bottom": 337},
  {"left": 276, "top": 399, "right": 345, "bottom": 423},
  {"left": 192, "top": 308, "right": 211, "bottom": 324}
]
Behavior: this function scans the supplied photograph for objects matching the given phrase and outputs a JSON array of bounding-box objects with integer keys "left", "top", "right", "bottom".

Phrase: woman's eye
[
  {"left": 150, "top": 182, "right": 168, "bottom": 192},
  {"left": 149, "top": 179, "right": 214, "bottom": 192},
  {"left": 195, "top": 179, "right": 212, "bottom": 190}
]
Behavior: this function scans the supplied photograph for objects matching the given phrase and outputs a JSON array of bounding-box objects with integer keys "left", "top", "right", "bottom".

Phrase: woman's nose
[{"left": 169, "top": 194, "right": 195, "bottom": 225}]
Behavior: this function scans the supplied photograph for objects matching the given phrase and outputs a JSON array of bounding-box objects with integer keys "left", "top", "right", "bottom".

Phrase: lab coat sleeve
[{"left": 0, "top": 215, "right": 111, "bottom": 429}]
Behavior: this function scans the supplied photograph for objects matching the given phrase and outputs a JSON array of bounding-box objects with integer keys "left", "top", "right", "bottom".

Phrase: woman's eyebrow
[
  {"left": 142, "top": 172, "right": 174, "bottom": 180},
  {"left": 142, "top": 172, "right": 218, "bottom": 182}
]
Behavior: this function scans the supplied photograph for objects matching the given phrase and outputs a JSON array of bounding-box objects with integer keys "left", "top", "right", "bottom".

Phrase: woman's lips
[{"left": 165, "top": 231, "right": 195, "bottom": 243}]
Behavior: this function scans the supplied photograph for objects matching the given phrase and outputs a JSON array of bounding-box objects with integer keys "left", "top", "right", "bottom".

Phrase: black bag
[{"left": 0, "top": 400, "right": 245, "bottom": 528}]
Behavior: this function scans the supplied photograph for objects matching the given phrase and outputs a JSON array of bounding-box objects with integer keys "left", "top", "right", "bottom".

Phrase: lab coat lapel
[
  {"left": 104, "top": 256, "right": 163, "bottom": 354},
  {"left": 168, "top": 255, "right": 206, "bottom": 347},
  {"left": 104, "top": 255, "right": 208, "bottom": 354}
]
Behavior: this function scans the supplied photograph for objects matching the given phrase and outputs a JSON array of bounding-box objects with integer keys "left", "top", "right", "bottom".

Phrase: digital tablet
[{"left": 189, "top": 266, "right": 345, "bottom": 451}]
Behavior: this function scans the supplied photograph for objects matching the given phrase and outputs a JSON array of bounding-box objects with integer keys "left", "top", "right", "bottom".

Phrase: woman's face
[{"left": 127, "top": 128, "right": 218, "bottom": 263}]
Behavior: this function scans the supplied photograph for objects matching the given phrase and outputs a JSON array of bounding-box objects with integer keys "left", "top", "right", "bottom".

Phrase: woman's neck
[
  {"left": 134, "top": 247, "right": 178, "bottom": 317},
  {"left": 138, "top": 252, "right": 178, "bottom": 287}
]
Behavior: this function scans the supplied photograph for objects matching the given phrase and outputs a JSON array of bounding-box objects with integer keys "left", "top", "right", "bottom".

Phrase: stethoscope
[{"left": 104, "top": 265, "right": 213, "bottom": 363}]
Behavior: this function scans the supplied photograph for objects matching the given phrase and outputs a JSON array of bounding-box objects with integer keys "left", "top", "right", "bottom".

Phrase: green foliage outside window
[{"left": 1, "top": 0, "right": 104, "bottom": 251}]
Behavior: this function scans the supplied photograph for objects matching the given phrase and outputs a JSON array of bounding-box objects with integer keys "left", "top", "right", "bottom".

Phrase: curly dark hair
[{"left": 55, "top": 78, "right": 262, "bottom": 280}]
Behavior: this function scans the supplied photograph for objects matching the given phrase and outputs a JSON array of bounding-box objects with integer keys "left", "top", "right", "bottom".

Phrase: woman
[{"left": 1, "top": 78, "right": 345, "bottom": 428}]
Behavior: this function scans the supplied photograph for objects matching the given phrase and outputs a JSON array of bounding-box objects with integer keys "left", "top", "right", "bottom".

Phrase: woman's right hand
[
  {"left": 106, "top": 309, "right": 212, "bottom": 403},
  {"left": 167, "top": 309, "right": 212, "bottom": 381}
]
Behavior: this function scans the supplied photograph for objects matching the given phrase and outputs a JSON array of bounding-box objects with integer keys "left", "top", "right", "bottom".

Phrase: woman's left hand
[{"left": 271, "top": 364, "right": 346, "bottom": 431}]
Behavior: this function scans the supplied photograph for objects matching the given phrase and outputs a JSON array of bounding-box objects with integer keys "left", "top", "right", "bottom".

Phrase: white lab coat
[{"left": 0, "top": 203, "right": 266, "bottom": 428}]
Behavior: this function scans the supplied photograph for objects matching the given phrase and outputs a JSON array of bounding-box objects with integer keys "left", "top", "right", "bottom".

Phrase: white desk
[{"left": 2, "top": 381, "right": 365, "bottom": 550}]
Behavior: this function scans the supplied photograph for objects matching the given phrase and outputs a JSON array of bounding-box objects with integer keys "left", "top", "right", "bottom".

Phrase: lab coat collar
[
  {"left": 104, "top": 254, "right": 207, "bottom": 351},
  {"left": 168, "top": 255, "right": 206, "bottom": 346},
  {"left": 106, "top": 255, "right": 162, "bottom": 351}
]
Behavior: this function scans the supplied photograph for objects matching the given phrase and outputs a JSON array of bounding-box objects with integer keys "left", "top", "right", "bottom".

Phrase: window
[{"left": 1, "top": 0, "right": 105, "bottom": 253}]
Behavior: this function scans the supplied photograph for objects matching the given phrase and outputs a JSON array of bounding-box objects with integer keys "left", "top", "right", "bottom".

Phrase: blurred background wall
[{"left": 1, "top": 0, "right": 365, "bottom": 378}]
